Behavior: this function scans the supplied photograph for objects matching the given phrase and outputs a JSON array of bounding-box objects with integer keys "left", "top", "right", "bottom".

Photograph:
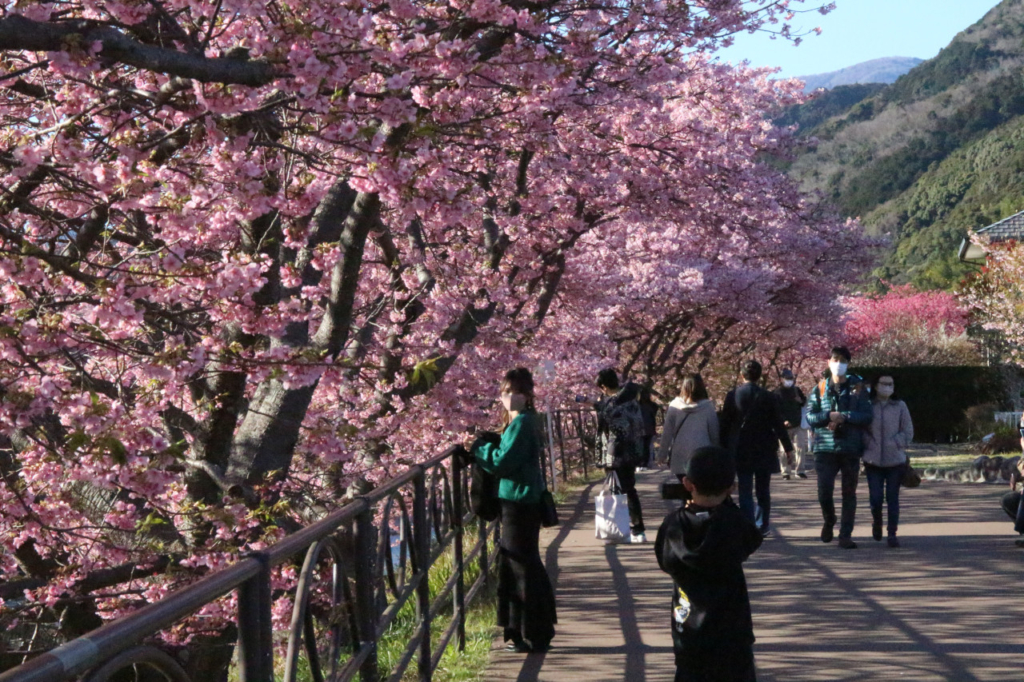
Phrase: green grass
[
  {"left": 374, "top": 526, "right": 498, "bottom": 682},
  {"left": 256, "top": 471, "right": 603, "bottom": 682},
  {"left": 910, "top": 453, "right": 978, "bottom": 470},
  {"left": 910, "top": 452, "right": 1019, "bottom": 470},
  {"left": 241, "top": 524, "right": 500, "bottom": 682},
  {"left": 551, "top": 471, "right": 602, "bottom": 505}
]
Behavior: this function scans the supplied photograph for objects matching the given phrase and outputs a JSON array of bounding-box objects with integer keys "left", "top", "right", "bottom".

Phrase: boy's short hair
[
  {"left": 740, "top": 360, "right": 762, "bottom": 382},
  {"left": 596, "top": 368, "right": 620, "bottom": 390},
  {"left": 685, "top": 446, "right": 736, "bottom": 496},
  {"left": 830, "top": 346, "right": 852, "bottom": 362}
]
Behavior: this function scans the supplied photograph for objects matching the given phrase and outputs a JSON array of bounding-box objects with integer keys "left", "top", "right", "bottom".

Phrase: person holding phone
[
  {"left": 999, "top": 419, "right": 1024, "bottom": 547},
  {"left": 469, "top": 368, "right": 557, "bottom": 652}
]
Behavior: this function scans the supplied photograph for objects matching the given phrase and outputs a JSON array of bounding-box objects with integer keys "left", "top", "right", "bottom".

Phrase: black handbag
[
  {"left": 539, "top": 489, "right": 559, "bottom": 527},
  {"left": 538, "top": 440, "right": 559, "bottom": 527},
  {"left": 901, "top": 458, "right": 922, "bottom": 488}
]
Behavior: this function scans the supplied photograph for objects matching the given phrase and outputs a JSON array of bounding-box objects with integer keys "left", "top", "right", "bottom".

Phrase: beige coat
[{"left": 862, "top": 399, "right": 914, "bottom": 468}]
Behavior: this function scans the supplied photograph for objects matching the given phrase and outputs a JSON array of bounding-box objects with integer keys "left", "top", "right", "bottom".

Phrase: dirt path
[{"left": 483, "top": 468, "right": 1024, "bottom": 681}]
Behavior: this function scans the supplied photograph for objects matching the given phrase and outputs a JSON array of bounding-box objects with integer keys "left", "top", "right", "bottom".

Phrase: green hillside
[{"left": 782, "top": 0, "right": 1024, "bottom": 289}]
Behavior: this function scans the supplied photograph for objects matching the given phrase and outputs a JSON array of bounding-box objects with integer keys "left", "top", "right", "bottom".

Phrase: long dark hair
[
  {"left": 679, "top": 373, "right": 709, "bottom": 403},
  {"left": 499, "top": 367, "right": 536, "bottom": 430}
]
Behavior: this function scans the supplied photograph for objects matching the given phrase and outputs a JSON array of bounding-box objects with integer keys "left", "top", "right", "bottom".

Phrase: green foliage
[
  {"left": 871, "top": 113, "right": 1024, "bottom": 288},
  {"left": 783, "top": 3, "right": 1024, "bottom": 290},
  {"left": 853, "top": 365, "right": 1007, "bottom": 442},
  {"left": 773, "top": 84, "right": 885, "bottom": 133},
  {"left": 839, "top": 72, "right": 1024, "bottom": 219},
  {"left": 883, "top": 41, "right": 998, "bottom": 105}
]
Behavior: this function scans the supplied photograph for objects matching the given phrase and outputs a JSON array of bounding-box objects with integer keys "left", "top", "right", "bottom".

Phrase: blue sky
[{"left": 716, "top": 0, "right": 1001, "bottom": 79}]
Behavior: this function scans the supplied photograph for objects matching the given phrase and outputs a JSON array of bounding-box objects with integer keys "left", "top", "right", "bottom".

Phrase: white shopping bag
[{"left": 595, "top": 472, "right": 631, "bottom": 543}]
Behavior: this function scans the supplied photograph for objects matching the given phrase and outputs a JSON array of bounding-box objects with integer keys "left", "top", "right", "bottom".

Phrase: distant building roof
[{"left": 958, "top": 209, "right": 1024, "bottom": 261}]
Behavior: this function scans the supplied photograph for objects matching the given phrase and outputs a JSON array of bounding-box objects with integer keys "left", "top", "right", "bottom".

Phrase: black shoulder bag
[{"left": 538, "top": 424, "right": 559, "bottom": 527}]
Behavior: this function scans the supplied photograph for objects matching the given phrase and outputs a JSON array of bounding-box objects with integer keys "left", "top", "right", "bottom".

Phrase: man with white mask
[
  {"left": 773, "top": 369, "right": 807, "bottom": 480},
  {"left": 805, "top": 346, "right": 873, "bottom": 549}
]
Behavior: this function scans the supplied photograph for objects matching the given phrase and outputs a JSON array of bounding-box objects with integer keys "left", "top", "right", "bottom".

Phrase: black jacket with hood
[
  {"left": 595, "top": 382, "right": 644, "bottom": 469},
  {"left": 654, "top": 497, "right": 763, "bottom": 652}
]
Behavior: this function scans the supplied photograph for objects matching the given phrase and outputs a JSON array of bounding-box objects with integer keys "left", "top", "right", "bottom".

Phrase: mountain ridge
[
  {"left": 781, "top": 0, "right": 1024, "bottom": 289},
  {"left": 800, "top": 57, "right": 923, "bottom": 92}
]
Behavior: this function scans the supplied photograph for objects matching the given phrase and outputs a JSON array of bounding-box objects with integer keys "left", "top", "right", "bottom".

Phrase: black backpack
[{"left": 468, "top": 432, "right": 501, "bottom": 521}]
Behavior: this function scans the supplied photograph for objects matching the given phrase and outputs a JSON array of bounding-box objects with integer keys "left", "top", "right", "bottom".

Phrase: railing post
[
  {"left": 543, "top": 410, "right": 557, "bottom": 494},
  {"left": 413, "top": 471, "right": 432, "bottom": 681},
  {"left": 353, "top": 506, "right": 379, "bottom": 682},
  {"left": 477, "top": 518, "right": 489, "bottom": 586},
  {"left": 554, "top": 411, "right": 568, "bottom": 482},
  {"left": 237, "top": 552, "right": 273, "bottom": 682},
  {"left": 575, "top": 411, "right": 588, "bottom": 478},
  {"left": 452, "top": 458, "right": 467, "bottom": 651}
]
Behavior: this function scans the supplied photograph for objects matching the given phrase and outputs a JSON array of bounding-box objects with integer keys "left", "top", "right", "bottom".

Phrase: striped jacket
[{"left": 806, "top": 375, "right": 873, "bottom": 455}]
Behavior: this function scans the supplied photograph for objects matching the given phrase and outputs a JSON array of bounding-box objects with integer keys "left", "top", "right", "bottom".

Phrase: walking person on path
[
  {"left": 655, "top": 445, "right": 763, "bottom": 682},
  {"left": 862, "top": 374, "right": 914, "bottom": 548},
  {"left": 469, "top": 368, "right": 556, "bottom": 653},
  {"left": 806, "top": 346, "right": 873, "bottom": 549},
  {"left": 720, "top": 360, "right": 793, "bottom": 537},
  {"left": 773, "top": 369, "right": 808, "bottom": 480},
  {"left": 660, "top": 373, "right": 719, "bottom": 485},
  {"left": 595, "top": 368, "right": 648, "bottom": 543},
  {"left": 639, "top": 386, "right": 660, "bottom": 471}
]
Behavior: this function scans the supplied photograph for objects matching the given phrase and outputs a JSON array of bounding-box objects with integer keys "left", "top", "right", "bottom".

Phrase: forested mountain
[
  {"left": 782, "top": 0, "right": 1024, "bottom": 289},
  {"left": 800, "top": 57, "right": 923, "bottom": 92}
]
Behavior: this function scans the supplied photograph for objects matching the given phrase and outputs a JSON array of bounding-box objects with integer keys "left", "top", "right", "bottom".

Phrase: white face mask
[
  {"left": 783, "top": 379, "right": 794, "bottom": 388},
  {"left": 829, "top": 361, "right": 848, "bottom": 377},
  {"left": 876, "top": 385, "right": 894, "bottom": 398},
  {"left": 501, "top": 392, "right": 527, "bottom": 413}
]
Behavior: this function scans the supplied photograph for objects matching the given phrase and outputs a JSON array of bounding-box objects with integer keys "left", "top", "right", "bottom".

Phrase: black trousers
[
  {"left": 737, "top": 469, "right": 771, "bottom": 531},
  {"left": 607, "top": 465, "right": 645, "bottom": 534},
  {"left": 1001, "top": 490, "right": 1024, "bottom": 534},
  {"left": 497, "top": 500, "right": 557, "bottom": 648},
  {"left": 814, "top": 452, "right": 860, "bottom": 539},
  {"left": 675, "top": 642, "right": 756, "bottom": 682}
]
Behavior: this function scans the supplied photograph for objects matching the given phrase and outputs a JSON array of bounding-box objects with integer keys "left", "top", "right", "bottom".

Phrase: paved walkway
[{"left": 485, "top": 468, "right": 1024, "bottom": 681}]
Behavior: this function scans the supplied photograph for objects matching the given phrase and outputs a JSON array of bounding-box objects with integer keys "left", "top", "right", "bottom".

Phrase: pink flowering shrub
[{"left": 843, "top": 284, "right": 979, "bottom": 366}]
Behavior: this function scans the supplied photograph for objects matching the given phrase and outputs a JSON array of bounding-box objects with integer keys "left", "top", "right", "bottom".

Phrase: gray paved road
[{"left": 484, "top": 468, "right": 1024, "bottom": 681}]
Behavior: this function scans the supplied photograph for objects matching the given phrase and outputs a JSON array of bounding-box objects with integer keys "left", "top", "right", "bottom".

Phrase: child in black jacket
[{"left": 654, "top": 445, "right": 764, "bottom": 682}]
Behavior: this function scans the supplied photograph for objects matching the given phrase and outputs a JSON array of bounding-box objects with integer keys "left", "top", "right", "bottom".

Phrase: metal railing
[
  {"left": 544, "top": 409, "right": 599, "bottom": 483},
  {"left": 0, "top": 447, "right": 498, "bottom": 682},
  {"left": 1, "top": 412, "right": 599, "bottom": 682}
]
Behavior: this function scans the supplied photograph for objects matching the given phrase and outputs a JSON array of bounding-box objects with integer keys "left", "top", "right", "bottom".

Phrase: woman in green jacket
[{"left": 472, "top": 367, "right": 556, "bottom": 653}]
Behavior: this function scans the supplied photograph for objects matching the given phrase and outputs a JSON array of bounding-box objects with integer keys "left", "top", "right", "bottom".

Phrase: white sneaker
[{"left": 631, "top": 532, "right": 648, "bottom": 543}]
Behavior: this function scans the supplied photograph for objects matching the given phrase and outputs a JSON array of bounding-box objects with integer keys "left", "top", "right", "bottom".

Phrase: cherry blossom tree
[
  {"left": 0, "top": 0, "right": 847, "bottom": 670},
  {"left": 960, "top": 240, "right": 1024, "bottom": 362}
]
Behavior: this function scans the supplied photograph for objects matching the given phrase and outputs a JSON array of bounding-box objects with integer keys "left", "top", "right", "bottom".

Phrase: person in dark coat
[
  {"left": 595, "top": 368, "right": 647, "bottom": 542},
  {"left": 655, "top": 445, "right": 763, "bottom": 682},
  {"left": 638, "top": 386, "right": 660, "bottom": 470},
  {"left": 773, "top": 368, "right": 808, "bottom": 480},
  {"left": 719, "top": 360, "right": 793, "bottom": 536}
]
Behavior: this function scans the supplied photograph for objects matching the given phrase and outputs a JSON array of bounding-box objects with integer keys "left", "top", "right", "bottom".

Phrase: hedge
[{"left": 848, "top": 366, "right": 1007, "bottom": 443}]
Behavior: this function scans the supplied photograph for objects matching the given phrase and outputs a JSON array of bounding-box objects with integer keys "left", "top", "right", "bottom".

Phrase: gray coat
[
  {"left": 862, "top": 399, "right": 914, "bottom": 468},
  {"left": 659, "top": 398, "right": 720, "bottom": 476}
]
